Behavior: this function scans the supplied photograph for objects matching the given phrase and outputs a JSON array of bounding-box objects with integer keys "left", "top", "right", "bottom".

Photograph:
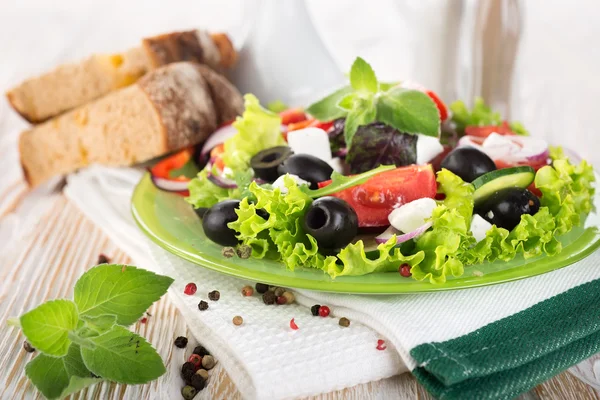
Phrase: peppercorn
[
  {"left": 181, "top": 385, "right": 197, "bottom": 400},
  {"left": 208, "top": 290, "right": 220, "bottom": 301},
  {"left": 184, "top": 283, "right": 197, "bottom": 296},
  {"left": 262, "top": 291, "right": 276, "bottom": 305},
  {"left": 318, "top": 305, "right": 331, "bottom": 317},
  {"left": 339, "top": 317, "right": 351, "bottom": 327},
  {"left": 310, "top": 304, "right": 321, "bottom": 316},
  {"left": 190, "top": 374, "right": 206, "bottom": 391},
  {"left": 273, "top": 287, "right": 285, "bottom": 297},
  {"left": 241, "top": 285, "right": 254, "bottom": 296},
  {"left": 188, "top": 354, "right": 202, "bottom": 369},
  {"left": 282, "top": 291, "right": 295, "bottom": 304},
  {"left": 202, "top": 354, "right": 216, "bottom": 370},
  {"left": 181, "top": 362, "right": 196, "bottom": 382},
  {"left": 255, "top": 283, "right": 269, "bottom": 294},
  {"left": 197, "top": 300, "right": 209, "bottom": 311},
  {"left": 23, "top": 341, "right": 35, "bottom": 353},
  {"left": 174, "top": 336, "right": 188, "bottom": 348},
  {"left": 222, "top": 246, "right": 236, "bottom": 258},
  {"left": 268, "top": 285, "right": 277, "bottom": 292},
  {"left": 236, "top": 245, "right": 252, "bottom": 259},
  {"left": 276, "top": 296, "right": 287, "bottom": 305},
  {"left": 195, "top": 368, "right": 209, "bottom": 381},
  {"left": 399, "top": 263, "right": 412, "bottom": 278},
  {"left": 97, "top": 254, "right": 110, "bottom": 264},
  {"left": 193, "top": 345, "right": 210, "bottom": 357},
  {"left": 232, "top": 316, "right": 243, "bottom": 326}
]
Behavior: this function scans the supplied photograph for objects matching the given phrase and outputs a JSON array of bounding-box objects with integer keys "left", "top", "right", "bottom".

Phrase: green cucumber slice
[{"left": 472, "top": 166, "right": 535, "bottom": 205}]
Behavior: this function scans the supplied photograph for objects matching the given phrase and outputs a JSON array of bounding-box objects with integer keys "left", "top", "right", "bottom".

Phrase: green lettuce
[
  {"left": 223, "top": 94, "right": 285, "bottom": 171},
  {"left": 185, "top": 170, "right": 253, "bottom": 209},
  {"left": 450, "top": 97, "right": 528, "bottom": 135}
]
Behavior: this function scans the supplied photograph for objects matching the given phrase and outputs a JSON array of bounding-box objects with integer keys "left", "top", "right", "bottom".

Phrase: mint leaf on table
[
  {"left": 349, "top": 56, "right": 378, "bottom": 93},
  {"left": 20, "top": 299, "right": 78, "bottom": 357},
  {"left": 81, "top": 325, "right": 166, "bottom": 384},
  {"left": 344, "top": 96, "right": 376, "bottom": 146},
  {"left": 302, "top": 164, "right": 395, "bottom": 198},
  {"left": 74, "top": 264, "right": 174, "bottom": 326},
  {"left": 376, "top": 87, "right": 440, "bottom": 137}
]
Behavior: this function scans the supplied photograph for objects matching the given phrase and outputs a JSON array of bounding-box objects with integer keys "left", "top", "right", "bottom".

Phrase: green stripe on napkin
[{"left": 410, "top": 278, "right": 600, "bottom": 399}]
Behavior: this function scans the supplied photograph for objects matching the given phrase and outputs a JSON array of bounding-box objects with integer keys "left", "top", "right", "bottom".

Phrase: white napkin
[{"left": 64, "top": 165, "right": 600, "bottom": 399}]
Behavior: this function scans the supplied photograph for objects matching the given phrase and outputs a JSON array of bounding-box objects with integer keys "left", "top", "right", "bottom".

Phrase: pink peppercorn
[
  {"left": 399, "top": 264, "right": 412, "bottom": 278},
  {"left": 184, "top": 283, "right": 197, "bottom": 295},
  {"left": 188, "top": 354, "right": 202, "bottom": 369},
  {"left": 318, "top": 305, "right": 330, "bottom": 317}
]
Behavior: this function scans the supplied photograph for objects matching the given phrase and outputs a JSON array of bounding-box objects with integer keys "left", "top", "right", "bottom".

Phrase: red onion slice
[
  {"left": 458, "top": 134, "right": 549, "bottom": 165},
  {"left": 200, "top": 124, "right": 237, "bottom": 157},
  {"left": 207, "top": 172, "right": 238, "bottom": 189},
  {"left": 375, "top": 222, "right": 433, "bottom": 245},
  {"left": 150, "top": 175, "right": 190, "bottom": 193}
]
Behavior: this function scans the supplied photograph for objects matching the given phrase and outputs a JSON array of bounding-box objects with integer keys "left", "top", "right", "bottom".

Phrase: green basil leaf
[
  {"left": 344, "top": 96, "right": 377, "bottom": 147},
  {"left": 336, "top": 93, "right": 356, "bottom": 111},
  {"left": 349, "top": 57, "right": 378, "bottom": 93},
  {"left": 379, "top": 81, "right": 400, "bottom": 92},
  {"left": 302, "top": 164, "right": 395, "bottom": 198},
  {"left": 74, "top": 264, "right": 173, "bottom": 326},
  {"left": 20, "top": 299, "right": 78, "bottom": 357},
  {"left": 81, "top": 325, "right": 166, "bottom": 384},
  {"left": 267, "top": 99, "right": 288, "bottom": 113},
  {"left": 376, "top": 87, "right": 440, "bottom": 137},
  {"left": 306, "top": 86, "right": 353, "bottom": 121}
]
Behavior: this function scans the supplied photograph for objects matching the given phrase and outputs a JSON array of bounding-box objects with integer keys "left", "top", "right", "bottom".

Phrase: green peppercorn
[
  {"left": 196, "top": 368, "right": 209, "bottom": 381},
  {"left": 236, "top": 244, "right": 252, "bottom": 259},
  {"left": 197, "top": 300, "right": 209, "bottom": 311},
  {"left": 221, "top": 246, "right": 236, "bottom": 258},
  {"left": 274, "top": 287, "right": 285, "bottom": 297},
  {"left": 208, "top": 290, "right": 220, "bottom": 301},
  {"left": 190, "top": 374, "right": 205, "bottom": 390},
  {"left": 174, "top": 336, "right": 188, "bottom": 348},
  {"left": 23, "top": 341, "right": 35, "bottom": 353},
  {"left": 255, "top": 283, "right": 269, "bottom": 294},
  {"left": 182, "top": 385, "right": 197, "bottom": 400},
  {"left": 193, "top": 346, "right": 210, "bottom": 356},
  {"left": 202, "top": 354, "right": 217, "bottom": 369},
  {"left": 262, "top": 291, "right": 276, "bottom": 305},
  {"left": 282, "top": 291, "right": 295, "bottom": 304},
  {"left": 339, "top": 317, "right": 351, "bottom": 327},
  {"left": 311, "top": 304, "right": 321, "bottom": 316}
]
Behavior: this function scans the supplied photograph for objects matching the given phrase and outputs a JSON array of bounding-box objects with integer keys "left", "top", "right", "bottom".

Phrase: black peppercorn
[
  {"left": 198, "top": 300, "right": 209, "bottom": 311},
  {"left": 193, "top": 345, "right": 210, "bottom": 357},
  {"left": 97, "top": 254, "right": 110, "bottom": 264},
  {"left": 311, "top": 304, "right": 321, "bottom": 316},
  {"left": 208, "top": 290, "right": 220, "bottom": 301},
  {"left": 174, "top": 336, "right": 188, "bottom": 348},
  {"left": 255, "top": 283, "right": 269, "bottom": 294},
  {"left": 190, "top": 374, "right": 206, "bottom": 390},
  {"left": 262, "top": 291, "right": 276, "bottom": 305},
  {"left": 23, "top": 341, "right": 35, "bottom": 353},
  {"left": 181, "top": 362, "right": 196, "bottom": 382}
]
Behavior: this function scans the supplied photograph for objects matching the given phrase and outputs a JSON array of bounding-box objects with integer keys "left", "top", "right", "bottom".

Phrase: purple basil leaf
[{"left": 346, "top": 122, "right": 417, "bottom": 174}]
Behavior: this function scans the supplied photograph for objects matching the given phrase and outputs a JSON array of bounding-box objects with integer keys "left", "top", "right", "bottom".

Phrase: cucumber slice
[{"left": 472, "top": 166, "right": 535, "bottom": 205}]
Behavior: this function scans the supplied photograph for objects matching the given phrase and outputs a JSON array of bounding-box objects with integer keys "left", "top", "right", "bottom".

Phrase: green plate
[{"left": 131, "top": 173, "right": 600, "bottom": 294}]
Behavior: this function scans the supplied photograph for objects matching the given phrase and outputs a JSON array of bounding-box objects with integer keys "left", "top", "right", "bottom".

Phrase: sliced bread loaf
[
  {"left": 19, "top": 62, "right": 243, "bottom": 187},
  {"left": 7, "top": 30, "right": 236, "bottom": 123}
]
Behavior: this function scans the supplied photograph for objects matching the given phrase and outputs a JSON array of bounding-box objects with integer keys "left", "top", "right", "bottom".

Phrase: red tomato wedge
[
  {"left": 280, "top": 108, "right": 307, "bottom": 125},
  {"left": 318, "top": 165, "right": 437, "bottom": 227},
  {"left": 464, "top": 121, "right": 515, "bottom": 138},
  {"left": 426, "top": 90, "right": 448, "bottom": 121},
  {"left": 150, "top": 148, "right": 193, "bottom": 180}
]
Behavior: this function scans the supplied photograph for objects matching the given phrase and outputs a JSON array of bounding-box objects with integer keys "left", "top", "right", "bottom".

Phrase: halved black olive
[
  {"left": 202, "top": 200, "right": 241, "bottom": 246},
  {"left": 475, "top": 187, "right": 540, "bottom": 231},
  {"left": 441, "top": 147, "right": 496, "bottom": 182},
  {"left": 251, "top": 146, "right": 294, "bottom": 182},
  {"left": 302, "top": 197, "right": 358, "bottom": 251},
  {"left": 278, "top": 154, "right": 334, "bottom": 189}
]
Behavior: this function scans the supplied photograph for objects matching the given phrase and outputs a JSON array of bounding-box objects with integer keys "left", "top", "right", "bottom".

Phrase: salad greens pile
[{"left": 450, "top": 97, "right": 529, "bottom": 135}]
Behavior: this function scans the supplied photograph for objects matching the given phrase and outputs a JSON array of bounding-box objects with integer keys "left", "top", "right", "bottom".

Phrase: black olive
[
  {"left": 194, "top": 207, "right": 209, "bottom": 218},
  {"left": 250, "top": 146, "right": 294, "bottom": 182},
  {"left": 302, "top": 197, "right": 358, "bottom": 251},
  {"left": 476, "top": 188, "right": 540, "bottom": 231},
  {"left": 202, "top": 200, "right": 241, "bottom": 246},
  {"left": 440, "top": 147, "right": 496, "bottom": 182},
  {"left": 256, "top": 208, "right": 270, "bottom": 220},
  {"left": 278, "top": 154, "right": 334, "bottom": 189}
]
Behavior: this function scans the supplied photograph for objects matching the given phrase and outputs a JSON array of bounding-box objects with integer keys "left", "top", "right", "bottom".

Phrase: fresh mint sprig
[
  {"left": 13, "top": 264, "right": 174, "bottom": 399},
  {"left": 306, "top": 57, "right": 440, "bottom": 148}
]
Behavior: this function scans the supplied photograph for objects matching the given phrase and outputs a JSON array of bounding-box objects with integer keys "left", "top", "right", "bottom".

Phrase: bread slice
[
  {"left": 19, "top": 62, "right": 243, "bottom": 187},
  {"left": 7, "top": 30, "right": 236, "bottom": 123}
]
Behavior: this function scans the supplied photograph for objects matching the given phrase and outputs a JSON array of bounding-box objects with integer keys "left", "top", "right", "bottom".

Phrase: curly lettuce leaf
[
  {"left": 450, "top": 97, "right": 528, "bottom": 135},
  {"left": 223, "top": 94, "right": 285, "bottom": 171},
  {"left": 185, "top": 170, "right": 234, "bottom": 209}
]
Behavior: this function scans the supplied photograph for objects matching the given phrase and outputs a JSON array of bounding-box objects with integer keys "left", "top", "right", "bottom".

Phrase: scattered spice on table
[
  {"left": 184, "top": 283, "right": 197, "bottom": 296},
  {"left": 241, "top": 285, "right": 254, "bottom": 296},
  {"left": 310, "top": 304, "right": 321, "bottom": 316},
  {"left": 174, "top": 336, "right": 188, "bottom": 348},
  {"left": 193, "top": 345, "right": 210, "bottom": 357},
  {"left": 23, "top": 341, "right": 35, "bottom": 353},
  {"left": 255, "top": 282, "right": 269, "bottom": 294},
  {"left": 190, "top": 374, "right": 205, "bottom": 391},
  {"left": 202, "top": 355, "right": 216, "bottom": 370},
  {"left": 339, "top": 317, "right": 351, "bottom": 327},
  {"left": 236, "top": 244, "right": 252, "bottom": 259},
  {"left": 139, "top": 317, "right": 148, "bottom": 324},
  {"left": 208, "top": 290, "right": 220, "bottom": 301},
  {"left": 188, "top": 354, "right": 202, "bottom": 369},
  {"left": 318, "top": 305, "right": 331, "bottom": 317},
  {"left": 181, "top": 362, "right": 196, "bottom": 382},
  {"left": 274, "top": 287, "right": 285, "bottom": 297},
  {"left": 221, "top": 246, "right": 236, "bottom": 258},
  {"left": 376, "top": 339, "right": 387, "bottom": 351},
  {"left": 198, "top": 300, "right": 209, "bottom": 311},
  {"left": 97, "top": 254, "right": 110, "bottom": 264},
  {"left": 196, "top": 369, "right": 209, "bottom": 381},
  {"left": 276, "top": 295, "right": 287, "bottom": 305},
  {"left": 290, "top": 318, "right": 299, "bottom": 330},
  {"left": 282, "top": 291, "right": 295, "bottom": 304},
  {"left": 232, "top": 315, "right": 244, "bottom": 326},
  {"left": 262, "top": 291, "right": 276, "bottom": 305},
  {"left": 181, "top": 385, "right": 197, "bottom": 400}
]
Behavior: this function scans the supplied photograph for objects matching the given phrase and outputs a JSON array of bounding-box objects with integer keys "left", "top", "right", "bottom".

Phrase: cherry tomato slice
[
  {"left": 280, "top": 108, "right": 307, "bottom": 125},
  {"left": 464, "top": 121, "right": 515, "bottom": 138}
]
